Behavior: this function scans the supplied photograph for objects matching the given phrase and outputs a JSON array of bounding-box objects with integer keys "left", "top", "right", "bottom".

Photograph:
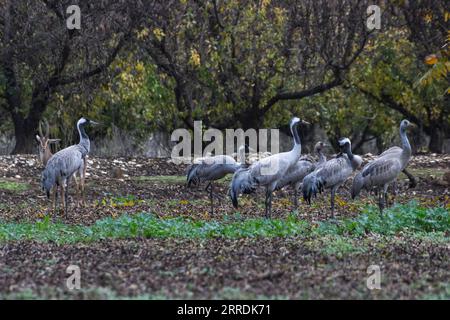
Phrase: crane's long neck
[
  {"left": 400, "top": 126, "right": 411, "bottom": 162},
  {"left": 342, "top": 143, "right": 353, "bottom": 161},
  {"left": 78, "top": 123, "right": 90, "bottom": 154},
  {"left": 290, "top": 124, "right": 302, "bottom": 159},
  {"left": 344, "top": 144, "right": 359, "bottom": 169},
  {"left": 317, "top": 149, "right": 326, "bottom": 164}
]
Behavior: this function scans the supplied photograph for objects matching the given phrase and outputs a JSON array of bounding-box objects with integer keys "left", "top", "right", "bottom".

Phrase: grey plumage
[
  {"left": 187, "top": 155, "right": 242, "bottom": 187},
  {"left": 229, "top": 117, "right": 309, "bottom": 218},
  {"left": 351, "top": 120, "right": 413, "bottom": 212},
  {"left": 41, "top": 145, "right": 85, "bottom": 196},
  {"left": 303, "top": 137, "right": 362, "bottom": 217},
  {"left": 187, "top": 147, "right": 247, "bottom": 214},
  {"left": 229, "top": 166, "right": 256, "bottom": 208},
  {"left": 274, "top": 141, "right": 328, "bottom": 208},
  {"left": 41, "top": 117, "right": 96, "bottom": 215}
]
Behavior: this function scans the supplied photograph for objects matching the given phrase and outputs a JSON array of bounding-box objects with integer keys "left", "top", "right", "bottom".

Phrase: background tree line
[{"left": 0, "top": 0, "right": 448, "bottom": 154}]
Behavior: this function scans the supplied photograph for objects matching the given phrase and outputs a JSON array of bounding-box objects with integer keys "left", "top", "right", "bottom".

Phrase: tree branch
[
  {"left": 262, "top": 68, "right": 343, "bottom": 113},
  {"left": 356, "top": 85, "right": 422, "bottom": 126},
  {"left": 211, "top": 0, "right": 224, "bottom": 29},
  {"left": 50, "top": 34, "right": 127, "bottom": 88}
]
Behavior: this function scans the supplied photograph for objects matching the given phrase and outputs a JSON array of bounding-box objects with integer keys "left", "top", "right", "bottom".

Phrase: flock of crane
[
  {"left": 187, "top": 117, "right": 413, "bottom": 218},
  {"left": 37, "top": 116, "right": 413, "bottom": 220}
]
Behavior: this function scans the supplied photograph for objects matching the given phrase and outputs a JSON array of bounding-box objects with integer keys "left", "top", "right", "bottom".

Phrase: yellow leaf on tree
[
  {"left": 423, "top": 13, "right": 433, "bottom": 23},
  {"left": 153, "top": 28, "right": 165, "bottom": 41},
  {"left": 136, "top": 28, "right": 149, "bottom": 39},
  {"left": 424, "top": 54, "right": 438, "bottom": 65},
  {"left": 189, "top": 48, "right": 201, "bottom": 67}
]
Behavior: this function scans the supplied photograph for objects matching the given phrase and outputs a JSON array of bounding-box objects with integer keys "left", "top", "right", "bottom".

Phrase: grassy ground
[{"left": 0, "top": 155, "right": 449, "bottom": 299}]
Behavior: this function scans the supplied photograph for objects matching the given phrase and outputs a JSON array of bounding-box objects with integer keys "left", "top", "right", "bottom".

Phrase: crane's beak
[
  {"left": 90, "top": 120, "right": 100, "bottom": 126},
  {"left": 301, "top": 120, "right": 310, "bottom": 125}
]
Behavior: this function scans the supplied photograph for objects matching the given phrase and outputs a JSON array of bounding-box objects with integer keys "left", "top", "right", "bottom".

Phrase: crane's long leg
[
  {"left": 264, "top": 187, "right": 273, "bottom": 219},
  {"left": 330, "top": 186, "right": 337, "bottom": 218},
  {"left": 293, "top": 186, "right": 299, "bottom": 211},
  {"left": 60, "top": 183, "right": 66, "bottom": 217},
  {"left": 392, "top": 180, "right": 398, "bottom": 196},
  {"left": 210, "top": 183, "right": 214, "bottom": 215},
  {"left": 378, "top": 187, "right": 384, "bottom": 214},
  {"left": 268, "top": 190, "right": 273, "bottom": 218},
  {"left": 383, "top": 184, "right": 389, "bottom": 209},
  {"left": 51, "top": 186, "right": 57, "bottom": 213},
  {"left": 205, "top": 182, "right": 214, "bottom": 215},
  {"left": 82, "top": 158, "right": 87, "bottom": 206},
  {"left": 264, "top": 186, "right": 270, "bottom": 219},
  {"left": 73, "top": 174, "right": 79, "bottom": 207},
  {"left": 65, "top": 177, "right": 72, "bottom": 217}
]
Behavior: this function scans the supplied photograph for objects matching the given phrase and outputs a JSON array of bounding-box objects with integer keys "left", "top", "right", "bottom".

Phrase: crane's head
[
  {"left": 78, "top": 117, "right": 100, "bottom": 127},
  {"left": 314, "top": 141, "right": 328, "bottom": 151},
  {"left": 400, "top": 119, "right": 413, "bottom": 131},
  {"left": 290, "top": 117, "right": 310, "bottom": 129},
  {"left": 338, "top": 137, "right": 351, "bottom": 150}
]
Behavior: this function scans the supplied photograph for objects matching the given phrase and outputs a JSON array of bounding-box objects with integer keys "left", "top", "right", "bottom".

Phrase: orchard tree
[
  {"left": 0, "top": 0, "right": 138, "bottom": 153},
  {"left": 138, "top": 0, "right": 373, "bottom": 130},
  {"left": 354, "top": 0, "right": 449, "bottom": 153}
]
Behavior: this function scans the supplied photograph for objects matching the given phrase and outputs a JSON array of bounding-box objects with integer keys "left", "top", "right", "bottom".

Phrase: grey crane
[
  {"left": 229, "top": 117, "right": 309, "bottom": 218},
  {"left": 35, "top": 118, "right": 87, "bottom": 206},
  {"left": 41, "top": 117, "right": 98, "bottom": 216},
  {"left": 187, "top": 145, "right": 248, "bottom": 214},
  {"left": 303, "top": 137, "right": 362, "bottom": 218},
  {"left": 275, "top": 141, "right": 328, "bottom": 209},
  {"left": 352, "top": 120, "right": 413, "bottom": 212}
]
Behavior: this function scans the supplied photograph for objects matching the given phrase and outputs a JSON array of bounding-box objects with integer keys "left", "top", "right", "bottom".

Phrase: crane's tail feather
[
  {"left": 229, "top": 168, "right": 256, "bottom": 208},
  {"left": 186, "top": 164, "right": 200, "bottom": 187},
  {"left": 302, "top": 173, "right": 324, "bottom": 205},
  {"left": 351, "top": 172, "right": 364, "bottom": 199},
  {"left": 41, "top": 168, "right": 55, "bottom": 199}
]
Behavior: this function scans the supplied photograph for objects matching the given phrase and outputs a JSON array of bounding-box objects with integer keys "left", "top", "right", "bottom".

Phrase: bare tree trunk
[
  {"left": 11, "top": 115, "right": 40, "bottom": 154},
  {"left": 428, "top": 127, "right": 445, "bottom": 154}
]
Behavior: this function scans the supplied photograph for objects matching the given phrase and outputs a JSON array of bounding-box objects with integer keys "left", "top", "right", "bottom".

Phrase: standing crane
[
  {"left": 275, "top": 141, "right": 328, "bottom": 209},
  {"left": 303, "top": 137, "right": 362, "bottom": 218},
  {"left": 352, "top": 120, "right": 413, "bottom": 212},
  {"left": 229, "top": 117, "right": 309, "bottom": 218},
  {"left": 41, "top": 117, "right": 98, "bottom": 216},
  {"left": 187, "top": 144, "right": 248, "bottom": 214},
  {"left": 35, "top": 118, "right": 87, "bottom": 206}
]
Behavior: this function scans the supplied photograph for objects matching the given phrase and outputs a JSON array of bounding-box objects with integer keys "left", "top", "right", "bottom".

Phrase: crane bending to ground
[{"left": 187, "top": 144, "right": 248, "bottom": 214}]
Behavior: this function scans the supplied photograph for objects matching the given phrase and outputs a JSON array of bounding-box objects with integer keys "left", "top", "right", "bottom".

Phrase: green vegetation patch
[
  {"left": 0, "top": 202, "right": 448, "bottom": 244},
  {"left": 0, "top": 286, "right": 288, "bottom": 300},
  {"left": 315, "top": 201, "right": 450, "bottom": 236},
  {"left": 0, "top": 179, "right": 30, "bottom": 192},
  {"left": 0, "top": 213, "right": 308, "bottom": 244}
]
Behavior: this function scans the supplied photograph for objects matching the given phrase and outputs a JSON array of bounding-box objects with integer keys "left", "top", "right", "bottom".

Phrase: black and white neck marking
[{"left": 339, "top": 138, "right": 353, "bottom": 161}]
